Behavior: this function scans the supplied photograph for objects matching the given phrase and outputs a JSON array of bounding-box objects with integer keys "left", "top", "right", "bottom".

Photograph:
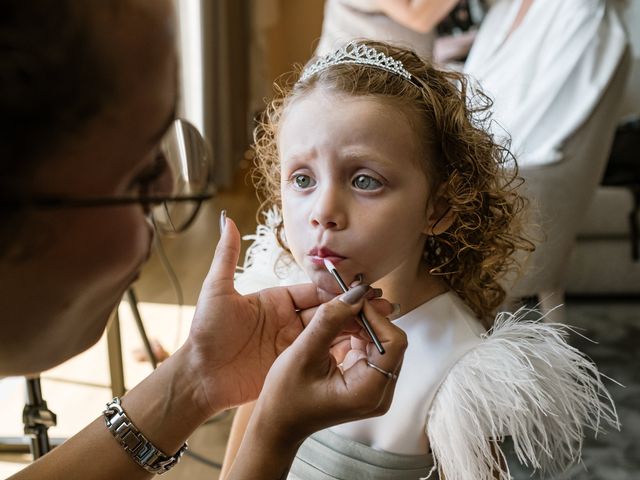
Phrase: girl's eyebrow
[
  {"left": 281, "top": 148, "right": 316, "bottom": 164},
  {"left": 340, "top": 149, "right": 394, "bottom": 168},
  {"left": 281, "top": 147, "right": 395, "bottom": 168}
]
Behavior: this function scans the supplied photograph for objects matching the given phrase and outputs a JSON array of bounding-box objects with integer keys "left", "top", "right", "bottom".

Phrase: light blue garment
[{"left": 288, "top": 429, "right": 434, "bottom": 480}]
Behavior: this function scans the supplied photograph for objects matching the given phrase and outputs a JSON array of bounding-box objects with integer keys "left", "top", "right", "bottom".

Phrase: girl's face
[{"left": 279, "top": 89, "right": 442, "bottom": 299}]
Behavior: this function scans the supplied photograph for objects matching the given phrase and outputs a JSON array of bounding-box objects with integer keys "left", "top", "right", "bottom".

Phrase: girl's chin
[
  {"left": 308, "top": 270, "right": 347, "bottom": 296},
  {"left": 306, "top": 268, "right": 371, "bottom": 297}
]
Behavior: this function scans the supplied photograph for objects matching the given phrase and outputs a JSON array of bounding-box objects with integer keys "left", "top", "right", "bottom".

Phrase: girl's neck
[{"left": 372, "top": 259, "right": 449, "bottom": 316}]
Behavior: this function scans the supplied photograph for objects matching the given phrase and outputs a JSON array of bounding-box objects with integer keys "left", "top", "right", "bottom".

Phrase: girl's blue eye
[
  {"left": 294, "top": 174, "right": 315, "bottom": 189},
  {"left": 353, "top": 175, "right": 382, "bottom": 191}
]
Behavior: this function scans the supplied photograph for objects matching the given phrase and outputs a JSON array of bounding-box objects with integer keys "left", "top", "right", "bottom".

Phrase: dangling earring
[{"left": 423, "top": 235, "right": 442, "bottom": 267}]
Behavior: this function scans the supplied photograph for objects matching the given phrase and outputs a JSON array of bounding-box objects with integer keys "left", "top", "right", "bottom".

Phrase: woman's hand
[
  {"left": 181, "top": 213, "right": 392, "bottom": 418},
  {"left": 258, "top": 296, "right": 406, "bottom": 439},
  {"left": 181, "top": 214, "right": 311, "bottom": 415},
  {"left": 225, "top": 294, "right": 408, "bottom": 479}
]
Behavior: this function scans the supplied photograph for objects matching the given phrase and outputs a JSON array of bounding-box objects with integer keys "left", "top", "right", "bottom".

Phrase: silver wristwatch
[{"left": 103, "top": 397, "right": 188, "bottom": 475}]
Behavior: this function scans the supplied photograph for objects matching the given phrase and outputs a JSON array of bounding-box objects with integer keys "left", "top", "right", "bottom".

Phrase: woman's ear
[{"left": 423, "top": 189, "right": 455, "bottom": 236}]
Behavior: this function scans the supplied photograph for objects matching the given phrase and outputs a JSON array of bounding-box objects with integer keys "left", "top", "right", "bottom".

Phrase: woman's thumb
[{"left": 204, "top": 211, "right": 241, "bottom": 295}]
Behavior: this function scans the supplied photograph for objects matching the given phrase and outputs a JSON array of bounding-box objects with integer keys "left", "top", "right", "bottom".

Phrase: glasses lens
[{"left": 152, "top": 119, "right": 213, "bottom": 234}]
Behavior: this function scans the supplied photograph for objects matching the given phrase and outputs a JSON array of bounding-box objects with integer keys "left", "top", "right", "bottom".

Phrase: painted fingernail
[
  {"left": 339, "top": 284, "right": 370, "bottom": 305},
  {"left": 366, "top": 288, "right": 383, "bottom": 300},
  {"left": 349, "top": 273, "right": 364, "bottom": 288},
  {"left": 389, "top": 303, "right": 402, "bottom": 319},
  {"left": 219, "top": 210, "right": 227, "bottom": 234}
]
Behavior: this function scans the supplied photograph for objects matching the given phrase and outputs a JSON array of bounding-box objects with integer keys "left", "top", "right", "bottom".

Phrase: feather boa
[
  {"left": 425, "top": 309, "right": 620, "bottom": 480},
  {"left": 235, "top": 208, "right": 306, "bottom": 293}
]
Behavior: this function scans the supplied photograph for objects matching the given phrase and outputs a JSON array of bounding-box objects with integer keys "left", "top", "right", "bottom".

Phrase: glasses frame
[
  {"left": 2, "top": 115, "right": 216, "bottom": 234},
  {"left": 1, "top": 189, "right": 216, "bottom": 235},
  {"left": 1, "top": 192, "right": 214, "bottom": 209}
]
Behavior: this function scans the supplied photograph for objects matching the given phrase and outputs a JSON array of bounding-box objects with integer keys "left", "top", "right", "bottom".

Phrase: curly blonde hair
[{"left": 253, "top": 41, "right": 534, "bottom": 327}]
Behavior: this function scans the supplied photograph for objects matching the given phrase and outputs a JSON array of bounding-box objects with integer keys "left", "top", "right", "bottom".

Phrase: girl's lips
[
  {"left": 309, "top": 255, "right": 345, "bottom": 267},
  {"left": 308, "top": 247, "right": 346, "bottom": 267}
]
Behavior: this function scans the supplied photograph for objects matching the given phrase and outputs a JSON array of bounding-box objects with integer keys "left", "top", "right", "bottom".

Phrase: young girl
[{"left": 221, "top": 41, "right": 618, "bottom": 480}]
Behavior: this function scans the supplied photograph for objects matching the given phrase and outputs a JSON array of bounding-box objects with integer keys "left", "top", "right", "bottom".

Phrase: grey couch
[
  {"left": 567, "top": 186, "right": 640, "bottom": 295},
  {"left": 566, "top": 14, "right": 640, "bottom": 297}
]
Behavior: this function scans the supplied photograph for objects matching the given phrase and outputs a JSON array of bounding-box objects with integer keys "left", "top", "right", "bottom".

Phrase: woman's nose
[{"left": 310, "top": 185, "right": 347, "bottom": 230}]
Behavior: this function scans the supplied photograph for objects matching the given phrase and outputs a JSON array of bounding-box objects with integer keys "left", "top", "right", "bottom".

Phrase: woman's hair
[
  {"left": 0, "top": 0, "right": 115, "bottom": 254},
  {"left": 253, "top": 40, "right": 534, "bottom": 326}
]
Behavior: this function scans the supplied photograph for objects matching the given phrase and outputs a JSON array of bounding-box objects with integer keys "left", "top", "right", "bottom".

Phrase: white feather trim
[
  {"left": 425, "top": 308, "right": 620, "bottom": 480},
  {"left": 234, "top": 207, "right": 306, "bottom": 294}
]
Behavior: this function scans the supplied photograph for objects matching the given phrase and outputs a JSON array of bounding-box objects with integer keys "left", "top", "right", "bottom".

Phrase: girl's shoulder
[
  {"left": 395, "top": 291, "right": 486, "bottom": 354},
  {"left": 426, "top": 307, "right": 619, "bottom": 480}
]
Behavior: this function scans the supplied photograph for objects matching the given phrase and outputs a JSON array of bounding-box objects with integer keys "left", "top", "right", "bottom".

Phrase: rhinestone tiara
[{"left": 300, "top": 41, "right": 415, "bottom": 83}]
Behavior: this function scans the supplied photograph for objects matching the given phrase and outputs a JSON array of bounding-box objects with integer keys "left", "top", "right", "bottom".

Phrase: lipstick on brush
[{"left": 323, "top": 258, "right": 385, "bottom": 355}]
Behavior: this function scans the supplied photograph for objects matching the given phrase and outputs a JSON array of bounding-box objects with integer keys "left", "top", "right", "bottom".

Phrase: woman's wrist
[
  {"left": 228, "top": 403, "right": 304, "bottom": 480},
  {"left": 118, "top": 344, "right": 217, "bottom": 455},
  {"left": 251, "top": 399, "right": 304, "bottom": 449},
  {"left": 177, "top": 338, "right": 233, "bottom": 417}
]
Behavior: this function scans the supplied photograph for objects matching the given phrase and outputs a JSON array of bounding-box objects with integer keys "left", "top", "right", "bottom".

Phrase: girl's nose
[{"left": 310, "top": 186, "right": 347, "bottom": 230}]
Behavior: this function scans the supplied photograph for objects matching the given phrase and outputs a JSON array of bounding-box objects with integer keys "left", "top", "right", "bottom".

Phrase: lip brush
[{"left": 323, "top": 258, "right": 385, "bottom": 355}]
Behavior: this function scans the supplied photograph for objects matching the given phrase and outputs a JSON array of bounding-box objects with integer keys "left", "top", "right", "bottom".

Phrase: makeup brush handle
[
  {"left": 359, "top": 312, "right": 385, "bottom": 355},
  {"left": 325, "top": 264, "right": 384, "bottom": 354}
]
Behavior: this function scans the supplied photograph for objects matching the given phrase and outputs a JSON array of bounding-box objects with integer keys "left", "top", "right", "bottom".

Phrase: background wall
[
  {"left": 250, "top": 0, "right": 324, "bottom": 113},
  {"left": 265, "top": 0, "right": 325, "bottom": 79}
]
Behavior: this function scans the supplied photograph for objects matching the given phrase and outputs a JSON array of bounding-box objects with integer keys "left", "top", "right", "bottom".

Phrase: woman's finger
[
  {"left": 342, "top": 347, "right": 367, "bottom": 371},
  {"left": 299, "top": 297, "right": 393, "bottom": 329},
  {"left": 283, "top": 283, "right": 332, "bottom": 311},
  {"left": 360, "top": 301, "right": 407, "bottom": 374},
  {"left": 203, "top": 213, "right": 241, "bottom": 295},
  {"left": 368, "top": 298, "right": 395, "bottom": 317},
  {"left": 335, "top": 304, "right": 407, "bottom": 412},
  {"left": 293, "top": 285, "right": 371, "bottom": 359}
]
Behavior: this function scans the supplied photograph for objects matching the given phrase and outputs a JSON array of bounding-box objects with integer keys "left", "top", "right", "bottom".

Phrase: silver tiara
[{"left": 300, "top": 41, "right": 414, "bottom": 83}]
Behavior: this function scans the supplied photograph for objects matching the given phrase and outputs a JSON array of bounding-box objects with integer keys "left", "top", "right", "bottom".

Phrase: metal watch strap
[{"left": 103, "top": 397, "right": 188, "bottom": 475}]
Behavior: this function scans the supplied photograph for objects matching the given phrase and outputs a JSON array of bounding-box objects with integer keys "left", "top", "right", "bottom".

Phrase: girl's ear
[{"left": 423, "top": 188, "right": 455, "bottom": 236}]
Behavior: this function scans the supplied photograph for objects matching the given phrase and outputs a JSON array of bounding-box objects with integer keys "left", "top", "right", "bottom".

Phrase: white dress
[
  {"left": 237, "top": 211, "right": 619, "bottom": 479},
  {"left": 463, "top": 0, "right": 628, "bottom": 167}
]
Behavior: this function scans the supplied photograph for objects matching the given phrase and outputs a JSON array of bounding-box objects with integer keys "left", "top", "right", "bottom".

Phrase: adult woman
[{"left": 463, "top": 0, "right": 629, "bottom": 315}]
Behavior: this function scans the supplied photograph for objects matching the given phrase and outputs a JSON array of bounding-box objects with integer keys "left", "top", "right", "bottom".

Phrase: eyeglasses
[{"left": 1, "top": 119, "right": 215, "bottom": 235}]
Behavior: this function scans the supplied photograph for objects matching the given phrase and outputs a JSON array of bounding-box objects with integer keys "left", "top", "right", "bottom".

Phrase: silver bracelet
[{"left": 103, "top": 397, "right": 188, "bottom": 475}]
